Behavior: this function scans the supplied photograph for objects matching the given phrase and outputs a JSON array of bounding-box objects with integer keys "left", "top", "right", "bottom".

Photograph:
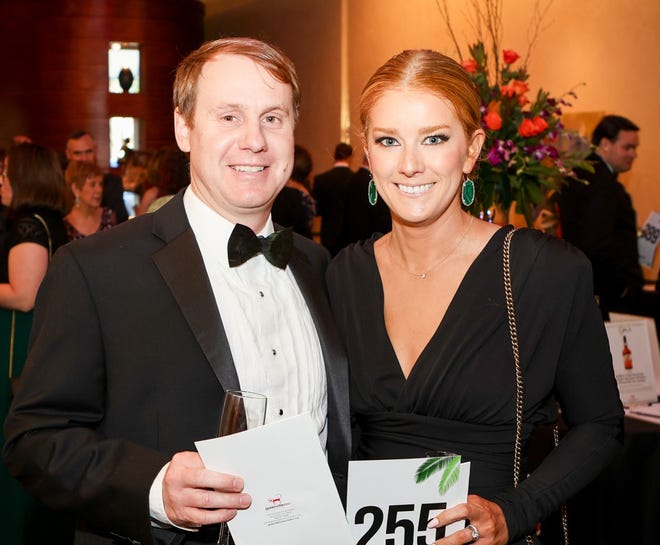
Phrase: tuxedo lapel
[
  {"left": 288, "top": 243, "right": 351, "bottom": 472},
  {"left": 150, "top": 195, "right": 240, "bottom": 392}
]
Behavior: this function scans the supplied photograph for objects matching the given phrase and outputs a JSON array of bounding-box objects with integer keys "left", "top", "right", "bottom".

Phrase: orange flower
[
  {"left": 514, "top": 81, "right": 530, "bottom": 95},
  {"left": 461, "top": 58, "right": 478, "bottom": 74},
  {"left": 518, "top": 116, "right": 548, "bottom": 137},
  {"left": 533, "top": 116, "right": 549, "bottom": 133},
  {"left": 484, "top": 111, "right": 502, "bottom": 130},
  {"left": 500, "top": 82, "right": 515, "bottom": 97},
  {"left": 501, "top": 79, "right": 530, "bottom": 98},
  {"left": 517, "top": 94, "right": 530, "bottom": 107},
  {"left": 503, "top": 49, "right": 520, "bottom": 64},
  {"left": 486, "top": 100, "right": 501, "bottom": 114}
]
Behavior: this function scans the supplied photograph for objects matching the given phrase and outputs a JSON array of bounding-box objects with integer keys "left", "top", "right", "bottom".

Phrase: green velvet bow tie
[{"left": 227, "top": 223, "right": 293, "bottom": 270}]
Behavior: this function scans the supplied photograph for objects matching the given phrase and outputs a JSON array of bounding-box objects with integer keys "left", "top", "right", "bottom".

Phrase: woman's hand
[{"left": 427, "top": 494, "right": 509, "bottom": 545}]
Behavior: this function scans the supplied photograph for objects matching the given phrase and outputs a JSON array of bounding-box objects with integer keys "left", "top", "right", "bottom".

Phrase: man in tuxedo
[
  {"left": 3, "top": 37, "right": 350, "bottom": 545},
  {"left": 559, "top": 115, "right": 658, "bottom": 329},
  {"left": 65, "top": 130, "right": 129, "bottom": 222},
  {"left": 312, "top": 142, "right": 353, "bottom": 255}
]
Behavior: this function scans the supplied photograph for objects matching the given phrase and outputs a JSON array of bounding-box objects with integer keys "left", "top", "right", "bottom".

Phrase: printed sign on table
[
  {"left": 605, "top": 317, "right": 658, "bottom": 405},
  {"left": 347, "top": 455, "right": 470, "bottom": 545}
]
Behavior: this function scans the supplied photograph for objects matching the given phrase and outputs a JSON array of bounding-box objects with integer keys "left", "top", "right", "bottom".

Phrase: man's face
[
  {"left": 66, "top": 134, "right": 97, "bottom": 164},
  {"left": 599, "top": 130, "right": 639, "bottom": 174},
  {"left": 174, "top": 53, "right": 295, "bottom": 229}
]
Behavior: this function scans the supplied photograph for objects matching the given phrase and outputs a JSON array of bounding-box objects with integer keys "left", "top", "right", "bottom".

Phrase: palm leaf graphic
[
  {"left": 437, "top": 455, "right": 461, "bottom": 494},
  {"left": 415, "top": 455, "right": 461, "bottom": 494}
]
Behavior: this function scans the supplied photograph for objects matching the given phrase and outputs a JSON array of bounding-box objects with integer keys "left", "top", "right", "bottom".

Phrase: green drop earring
[
  {"left": 368, "top": 177, "right": 378, "bottom": 206},
  {"left": 461, "top": 176, "right": 475, "bottom": 207}
]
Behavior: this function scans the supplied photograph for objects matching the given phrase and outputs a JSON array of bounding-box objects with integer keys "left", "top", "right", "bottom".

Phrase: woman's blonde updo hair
[{"left": 360, "top": 49, "right": 482, "bottom": 140}]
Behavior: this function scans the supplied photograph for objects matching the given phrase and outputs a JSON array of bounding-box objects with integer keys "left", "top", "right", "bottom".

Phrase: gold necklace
[{"left": 387, "top": 214, "right": 474, "bottom": 279}]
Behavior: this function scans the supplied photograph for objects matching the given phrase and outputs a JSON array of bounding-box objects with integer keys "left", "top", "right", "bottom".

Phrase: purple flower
[{"left": 487, "top": 146, "right": 503, "bottom": 165}]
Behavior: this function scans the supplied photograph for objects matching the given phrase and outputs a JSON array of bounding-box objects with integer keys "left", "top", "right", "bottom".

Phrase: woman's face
[
  {"left": 74, "top": 174, "right": 104, "bottom": 209},
  {"left": 122, "top": 164, "right": 146, "bottom": 192},
  {"left": 365, "top": 89, "right": 483, "bottom": 227},
  {"left": 1, "top": 159, "right": 13, "bottom": 207}
]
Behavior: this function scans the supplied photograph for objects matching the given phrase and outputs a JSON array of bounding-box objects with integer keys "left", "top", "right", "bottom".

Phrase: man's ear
[{"left": 174, "top": 108, "right": 191, "bottom": 153}]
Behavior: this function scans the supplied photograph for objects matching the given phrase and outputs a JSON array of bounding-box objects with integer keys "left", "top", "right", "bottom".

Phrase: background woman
[
  {"left": 327, "top": 50, "right": 623, "bottom": 544},
  {"left": 0, "top": 142, "right": 70, "bottom": 545},
  {"left": 64, "top": 160, "right": 117, "bottom": 240},
  {"left": 134, "top": 145, "right": 189, "bottom": 215}
]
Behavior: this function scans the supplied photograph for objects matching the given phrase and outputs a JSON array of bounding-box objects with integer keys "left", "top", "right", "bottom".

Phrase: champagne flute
[{"left": 217, "top": 390, "right": 267, "bottom": 545}]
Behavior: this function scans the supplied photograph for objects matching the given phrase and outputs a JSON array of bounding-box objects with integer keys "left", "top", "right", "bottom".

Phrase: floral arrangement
[{"left": 438, "top": 0, "right": 592, "bottom": 227}]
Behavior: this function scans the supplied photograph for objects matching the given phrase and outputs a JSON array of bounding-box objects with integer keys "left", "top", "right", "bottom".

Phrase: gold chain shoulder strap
[
  {"left": 502, "top": 228, "right": 524, "bottom": 489},
  {"left": 503, "top": 228, "right": 568, "bottom": 545}
]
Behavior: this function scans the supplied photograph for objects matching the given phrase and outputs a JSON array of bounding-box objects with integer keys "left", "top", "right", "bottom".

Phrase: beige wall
[
  {"left": 205, "top": 0, "right": 345, "bottom": 173},
  {"left": 206, "top": 0, "right": 660, "bottom": 277}
]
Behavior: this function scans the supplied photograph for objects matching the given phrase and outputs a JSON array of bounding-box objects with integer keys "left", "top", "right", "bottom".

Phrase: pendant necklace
[{"left": 388, "top": 214, "right": 474, "bottom": 279}]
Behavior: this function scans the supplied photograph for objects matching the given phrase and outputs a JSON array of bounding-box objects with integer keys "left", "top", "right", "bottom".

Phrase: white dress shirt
[{"left": 150, "top": 187, "right": 327, "bottom": 526}]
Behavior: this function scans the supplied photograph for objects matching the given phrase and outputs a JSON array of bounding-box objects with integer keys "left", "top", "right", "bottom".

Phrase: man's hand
[{"left": 162, "top": 451, "right": 252, "bottom": 528}]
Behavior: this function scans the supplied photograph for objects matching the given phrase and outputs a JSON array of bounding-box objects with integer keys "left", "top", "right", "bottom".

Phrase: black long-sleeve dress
[{"left": 326, "top": 226, "right": 623, "bottom": 544}]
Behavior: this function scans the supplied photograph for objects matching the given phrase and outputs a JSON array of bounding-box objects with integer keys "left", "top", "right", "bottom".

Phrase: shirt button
[
  {"left": 259, "top": 290, "right": 264, "bottom": 297},
  {"left": 272, "top": 349, "right": 277, "bottom": 355},
  {"left": 279, "top": 409, "right": 284, "bottom": 416}
]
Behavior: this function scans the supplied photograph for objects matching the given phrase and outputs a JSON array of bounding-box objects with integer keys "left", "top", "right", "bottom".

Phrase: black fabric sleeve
[
  {"left": 2, "top": 244, "right": 168, "bottom": 545},
  {"left": 492, "top": 248, "right": 623, "bottom": 541}
]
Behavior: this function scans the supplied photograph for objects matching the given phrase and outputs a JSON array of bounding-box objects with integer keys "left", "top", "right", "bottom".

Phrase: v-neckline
[{"left": 370, "top": 226, "right": 511, "bottom": 383}]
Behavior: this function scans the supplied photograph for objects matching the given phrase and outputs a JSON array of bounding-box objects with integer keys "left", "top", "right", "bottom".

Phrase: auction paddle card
[
  {"left": 347, "top": 456, "right": 470, "bottom": 545},
  {"left": 196, "top": 413, "right": 352, "bottom": 545}
]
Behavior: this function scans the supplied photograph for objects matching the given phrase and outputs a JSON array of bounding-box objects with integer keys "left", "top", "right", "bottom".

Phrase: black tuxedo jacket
[{"left": 3, "top": 191, "right": 350, "bottom": 545}]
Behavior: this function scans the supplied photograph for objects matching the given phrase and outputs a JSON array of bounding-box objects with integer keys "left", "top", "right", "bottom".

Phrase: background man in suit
[
  {"left": 65, "top": 130, "right": 129, "bottom": 223},
  {"left": 312, "top": 142, "right": 353, "bottom": 255},
  {"left": 342, "top": 154, "right": 391, "bottom": 245},
  {"left": 559, "top": 115, "right": 658, "bottom": 331},
  {"left": 4, "top": 37, "right": 350, "bottom": 545}
]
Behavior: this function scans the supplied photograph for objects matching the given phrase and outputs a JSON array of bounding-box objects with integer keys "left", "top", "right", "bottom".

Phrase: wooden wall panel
[{"left": 0, "top": 0, "right": 204, "bottom": 167}]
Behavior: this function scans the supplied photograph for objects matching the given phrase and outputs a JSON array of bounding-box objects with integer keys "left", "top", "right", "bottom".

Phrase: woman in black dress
[
  {"left": 0, "top": 142, "right": 70, "bottom": 545},
  {"left": 326, "top": 50, "right": 623, "bottom": 544}
]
